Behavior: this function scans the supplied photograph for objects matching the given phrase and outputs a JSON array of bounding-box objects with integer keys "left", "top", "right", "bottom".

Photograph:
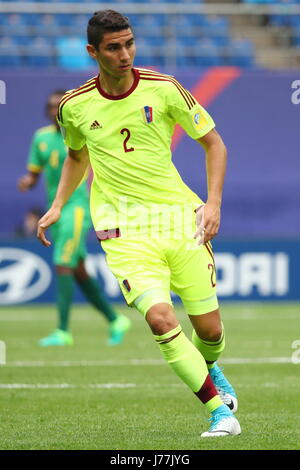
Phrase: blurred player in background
[
  {"left": 36, "top": 11, "right": 241, "bottom": 437},
  {"left": 18, "top": 89, "right": 131, "bottom": 347}
]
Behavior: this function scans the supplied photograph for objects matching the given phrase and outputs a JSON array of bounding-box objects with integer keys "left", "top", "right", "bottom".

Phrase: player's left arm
[
  {"left": 166, "top": 79, "right": 227, "bottom": 243},
  {"left": 194, "top": 128, "right": 227, "bottom": 244}
]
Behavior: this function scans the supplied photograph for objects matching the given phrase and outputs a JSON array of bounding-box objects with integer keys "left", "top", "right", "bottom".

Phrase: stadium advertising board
[{"left": 0, "top": 240, "right": 298, "bottom": 304}]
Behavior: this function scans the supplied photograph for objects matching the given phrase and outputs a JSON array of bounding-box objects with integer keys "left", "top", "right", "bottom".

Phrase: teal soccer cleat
[
  {"left": 108, "top": 314, "right": 131, "bottom": 346},
  {"left": 209, "top": 363, "right": 238, "bottom": 412},
  {"left": 38, "top": 329, "right": 73, "bottom": 347},
  {"left": 201, "top": 405, "right": 241, "bottom": 437}
]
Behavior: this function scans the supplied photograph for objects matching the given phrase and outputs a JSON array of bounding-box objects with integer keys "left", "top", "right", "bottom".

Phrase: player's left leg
[
  {"left": 74, "top": 259, "right": 131, "bottom": 345},
  {"left": 168, "top": 239, "right": 238, "bottom": 412},
  {"left": 189, "top": 310, "right": 238, "bottom": 412}
]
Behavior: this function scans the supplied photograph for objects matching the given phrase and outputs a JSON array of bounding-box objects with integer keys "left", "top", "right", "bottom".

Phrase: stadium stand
[
  {"left": 0, "top": 0, "right": 299, "bottom": 68},
  {"left": 0, "top": 1, "right": 256, "bottom": 69}
]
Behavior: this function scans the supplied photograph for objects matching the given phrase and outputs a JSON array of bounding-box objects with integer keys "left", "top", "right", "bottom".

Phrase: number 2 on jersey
[{"left": 120, "top": 128, "right": 134, "bottom": 153}]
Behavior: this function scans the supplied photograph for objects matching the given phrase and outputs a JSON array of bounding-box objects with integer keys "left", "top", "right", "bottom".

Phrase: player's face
[
  {"left": 87, "top": 29, "right": 136, "bottom": 78},
  {"left": 47, "top": 94, "right": 62, "bottom": 124}
]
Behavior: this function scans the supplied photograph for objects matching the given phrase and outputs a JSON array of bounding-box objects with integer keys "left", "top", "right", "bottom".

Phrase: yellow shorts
[{"left": 101, "top": 236, "right": 219, "bottom": 317}]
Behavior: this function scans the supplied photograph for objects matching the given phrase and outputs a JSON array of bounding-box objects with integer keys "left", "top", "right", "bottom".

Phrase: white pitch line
[
  {"left": 0, "top": 383, "right": 185, "bottom": 390},
  {"left": 3, "top": 359, "right": 164, "bottom": 367},
  {"left": 221, "top": 357, "right": 294, "bottom": 364},
  {"left": 0, "top": 311, "right": 300, "bottom": 322},
  {"left": 0, "top": 383, "right": 136, "bottom": 389},
  {"left": 1, "top": 382, "right": 295, "bottom": 390},
  {"left": 0, "top": 315, "right": 95, "bottom": 322},
  {"left": 1, "top": 357, "right": 295, "bottom": 368}
]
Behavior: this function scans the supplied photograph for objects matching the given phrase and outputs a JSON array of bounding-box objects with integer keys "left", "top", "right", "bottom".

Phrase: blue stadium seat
[
  {"left": 174, "top": 14, "right": 195, "bottom": 36},
  {"left": 126, "top": 14, "right": 140, "bottom": 28},
  {"left": 134, "top": 14, "right": 166, "bottom": 39},
  {"left": 46, "top": 0, "right": 82, "bottom": 2},
  {"left": 22, "top": 14, "right": 43, "bottom": 27},
  {"left": 0, "top": 13, "right": 30, "bottom": 36},
  {"left": 0, "top": 37, "right": 22, "bottom": 67},
  {"left": 0, "top": 14, "right": 8, "bottom": 26},
  {"left": 268, "top": 14, "right": 292, "bottom": 27},
  {"left": 176, "top": 37, "right": 222, "bottom": 67},
  {"left": 56, "top": 14, "right": 77, "bottom": 27},
  {"left": 203, "top": 21, "right": 230, "bottom": 47},
  {"left": 32, "top": 14, "right": 62, "bottom": 37},
  {"left": 140, "top": 36, "right": 165, "bottom": 46},
  {"left": 157, "top": 0, "right": 188, "bottom": 3},
  {"left": 242, "top": 0, "right": 274, "bottom": 3},
  {"left": 227, "top": 38, "right": 255, "bottom": 67},
  {"left": 56, "top": 36, "right": 93, "bottom": 69},
  {"left": 201, "top": 15, "right": 230, "bottom": 31},
  {"left": 289, "top": 15, "right": 300, "bottom": 27},
  {"left": 135, "top": 37, "right": 165, "bottom": 67},
  {"left": 145, "top": 0, "right": 177, "bottom": 3},
  {"left": 137, "top": 14, "right": 166, "bottom": 28},
  {"left": 192, "top": 14, "right": 215, "bottom": 29},
  {"left": 176, "top": 41, "right": 197, "bottom": 67},
  {"left": 11, "top": 36, "right": 34, "bottom": 46},
  {"left": 194, "top": 39, "right": 222, "bottom": 67},
  {"left": 292, "top": 27, "right": 300, "bottom": 45},
  {"left": 25, "top": 37, "right": 54, "bottom": 67},
  {"left": 65, "top": 15, "right": 91, "bottom": 35},
  {"left": 176, "top": 35, "right": 197, "bottom": 47}
]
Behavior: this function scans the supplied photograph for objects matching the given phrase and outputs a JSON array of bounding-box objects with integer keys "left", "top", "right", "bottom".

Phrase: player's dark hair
[
  {"left": 48, "top": 89, "right": 66, "bottom": 100},
  {"left": 87, "top": 10, "right": 132, "bottom": 50},
  {"left": 46, "top": 89, "right": 66, "bottom": 108},
  {"left": 46, "top": 89, "right": 66, "bottom": 117}
]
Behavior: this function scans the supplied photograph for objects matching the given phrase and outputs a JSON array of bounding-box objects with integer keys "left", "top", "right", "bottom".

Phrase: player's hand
[
  {"left": 18, "top": 174, "right": 35, "bottom": 192},
  {"left": 193, "top": 203, "right": 221, "bottom": 245},
  {"left": 37, "top": 207, "right": 61, "bottom": 247}
]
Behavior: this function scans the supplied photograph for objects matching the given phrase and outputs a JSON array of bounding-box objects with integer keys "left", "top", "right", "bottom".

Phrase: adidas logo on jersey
[{"left": 90, "top": 120, "right": 102, "bottom": 130}]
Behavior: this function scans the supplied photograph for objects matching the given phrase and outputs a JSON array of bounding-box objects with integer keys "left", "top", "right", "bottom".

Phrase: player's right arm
[
  {"left": 18, "top": 171, "right": 40, "bottom": 192},
  {"left": 37, "top": 145, "right": 89, "bottom": 246},
  {"left": 18, "top": 131, "right": 43, "bottom": 191}
]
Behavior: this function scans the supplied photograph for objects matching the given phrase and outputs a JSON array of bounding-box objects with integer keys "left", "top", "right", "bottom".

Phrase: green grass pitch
[{"left": 0, "top": 302, "right": 299, "bottom": 450}]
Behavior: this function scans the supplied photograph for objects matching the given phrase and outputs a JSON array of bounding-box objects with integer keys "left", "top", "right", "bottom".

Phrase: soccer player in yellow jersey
[{"left": 37, "top": 10, "right": 241, "bottom": 437}]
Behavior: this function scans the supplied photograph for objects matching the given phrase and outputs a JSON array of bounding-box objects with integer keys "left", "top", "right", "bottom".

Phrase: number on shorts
[{"left": 208, "top": 263, "right": 216, "bottom": 288}]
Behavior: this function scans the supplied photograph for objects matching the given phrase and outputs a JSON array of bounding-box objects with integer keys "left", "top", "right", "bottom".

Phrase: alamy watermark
[
  {"left": 291, "top": 80, "right": 300, "bottom": 104},
  {"left": 93, "top": 197, "right": 205, "bottom": 245},
  {"left": 291, "top": 340, "right": 300, "bottom": 364},
  {"left": 0, "top": 80, "right": 6, "bottom": 104},
  {"left": 0, "top": 341, "right": 6, "bottom": 365}
]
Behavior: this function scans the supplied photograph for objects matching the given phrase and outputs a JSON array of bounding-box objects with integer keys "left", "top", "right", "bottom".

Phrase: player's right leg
[
  {"left": 38, "top": 265, "right": 74, "bottom": 347},
  {"left": 142, "top": 301, "right": 240, "bottom": 437},
  {"left": 39, "top": 205, "right": 79, "bottom": 346}
]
